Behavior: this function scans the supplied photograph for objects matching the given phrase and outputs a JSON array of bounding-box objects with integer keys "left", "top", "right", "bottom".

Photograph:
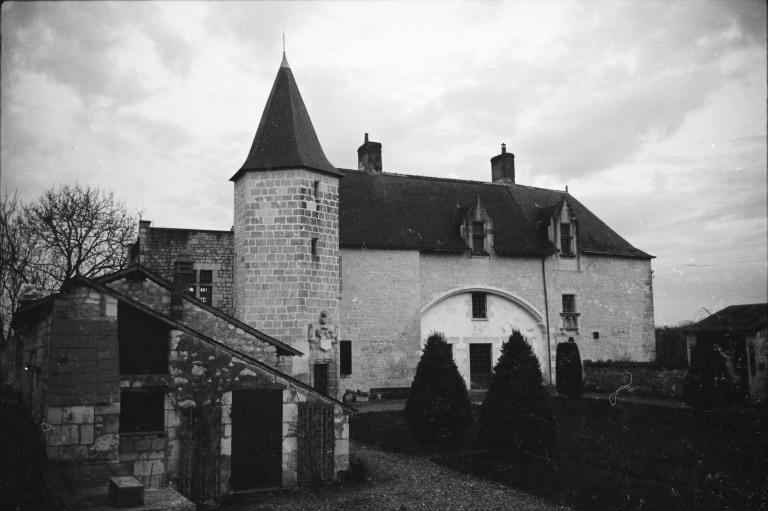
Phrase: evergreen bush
[
  {"left": 556, "top": 341, "right": 584, "bottom": 398},
  {"left": 683, "top": 340, "right": 736, "bottom": 409},
  {"left": 480, "top": 330, "right": 554, "bottom": 459},
  {"left": 405, "top": 332, "right": 472, "bottom": 444}
]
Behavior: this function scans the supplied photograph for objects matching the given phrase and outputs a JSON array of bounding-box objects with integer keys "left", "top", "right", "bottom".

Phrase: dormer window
[
  {"left": 472, "top": 221, "right": 485, "bottom": 255},
  {"left": 560, "top": 223, "right": 574, "bottom": 256}
]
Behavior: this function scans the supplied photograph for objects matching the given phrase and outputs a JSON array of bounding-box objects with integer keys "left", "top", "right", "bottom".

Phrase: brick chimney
[
  {"left": 491, "top": 143, "right": 515, "bottom": 184},
  {"left": 171, "top": 255, "right": 194, "bottom": 320},
  {"left": 357, "top": 133, "right": 382, "bottom": 173}
]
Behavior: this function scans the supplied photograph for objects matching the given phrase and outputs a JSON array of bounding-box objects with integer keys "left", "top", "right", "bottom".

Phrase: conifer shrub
[
  {"left": 556, "top": 341, "right": 584, "bottom": 398},
  {"left": 683, "top": 340, "right": 736, "bottom": 409},
  {"left": 405, "top": 332, "right": 472, "bottom": 444},
  {"left": 480, "top": 330, "right": 554, "bottom": 459}
]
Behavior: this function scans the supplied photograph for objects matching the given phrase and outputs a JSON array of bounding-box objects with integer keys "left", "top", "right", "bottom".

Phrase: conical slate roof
[{"left": 231, "top": 53, "right": 340, "bottom": 180}]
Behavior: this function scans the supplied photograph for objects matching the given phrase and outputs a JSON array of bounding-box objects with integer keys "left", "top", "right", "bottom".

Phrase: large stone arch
[{"left": 420, "top": 286, "right": 551, "bottom": 386}]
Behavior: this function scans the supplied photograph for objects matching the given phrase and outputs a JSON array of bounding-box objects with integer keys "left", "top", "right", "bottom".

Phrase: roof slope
[
  {"left": 96, "top": 265, "right": 301, "bottom": 356},
  {"left": 338, "top": 170, "right": 652, "bottom": 259},
  {"left": 14, "top": 274, "right": 354, "bottom": 413},
  {"left": 231, "top": 54, "right": 340, "bottom": 180},
  {"left": 687, "top": 303, "right": 768, "bottom": 333}
]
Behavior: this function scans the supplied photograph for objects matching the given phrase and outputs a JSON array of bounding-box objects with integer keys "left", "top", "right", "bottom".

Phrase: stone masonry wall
[
  {"left": 137, "top": 221, "right": 235, "bottom": 316},
  {"left": 234, "top": 169, "right": 339, "bottom": 386},
  {"left": 339, "top": 249, "right": 421, "bottom": 392},
  {"left": 546, "top": 255, "right": 655, "bottom": 364},
  {"left": 45, "top": 287, "right": 121, "bottom": 463}
]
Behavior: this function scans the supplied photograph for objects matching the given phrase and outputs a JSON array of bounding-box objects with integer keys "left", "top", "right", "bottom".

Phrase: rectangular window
[
  {"left": 561, "top": 294, "right": 579, "bottom": 330},
  {"left": 188, "top": 269, "right": 214, "bottom": 305},
  {"left": 340, "top": 340, "right": 352, "bottom": 376},
  {"left": 472, "top": 221, "right": 485, "bottom": 255},
  {"left": 118, "top": 302, "right": 169, "bottom": 375},
  {"left": 120, "top": 390, "right": 165, "bottom": 433},
  {"left": 560, "top": 223, "right": 573, "bottom": 256},
  {"left": 311, "top": 237, "right": 319, "bottom": 257},
  {"left": 472, "top": 292, "right": 487, "bottom": 319},
  {"left": 313, "top": 180, "right": 320, "bottom": 199}
]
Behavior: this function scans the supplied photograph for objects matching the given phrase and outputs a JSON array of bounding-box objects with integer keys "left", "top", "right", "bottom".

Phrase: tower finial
[{"left": 280, "top": 32, "right": 290, "bottom": 68}]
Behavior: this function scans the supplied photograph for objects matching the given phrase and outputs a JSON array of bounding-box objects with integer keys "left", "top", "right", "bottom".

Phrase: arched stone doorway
[{"left": 420, "top": 287, "right": 550, "bottom": 387}]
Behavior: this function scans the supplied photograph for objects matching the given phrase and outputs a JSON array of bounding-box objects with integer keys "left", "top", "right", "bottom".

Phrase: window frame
[
  {"left": 560, "top": 222, "right": 574, "bottom": 256},
  {"left": 340, "top": 340, "right": 352, "bottom": 377},
  {"left": 187, "top": 268, "right": 215, "bottom": 305},
  {"left": 471, "top": 221, "right": 485, "bottom": 255},
  {"left": 560, "top": 293, "right": 580, "bottom": 331},
  {"left": 472, "top": 292, "right": 487, "bottom": 320}
]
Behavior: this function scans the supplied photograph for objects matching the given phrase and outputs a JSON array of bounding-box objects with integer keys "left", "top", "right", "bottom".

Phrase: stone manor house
[
  {"left": 7, "top": 50, "right": 655, "bottom": 500},
  {"left": 135, "top": 53, "right": 655, "bottom": 396}
]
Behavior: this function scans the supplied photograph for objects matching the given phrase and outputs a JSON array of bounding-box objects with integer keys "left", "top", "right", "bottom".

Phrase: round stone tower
[{"left": 230, "top": 53, "right": 341, "bottom": 390}]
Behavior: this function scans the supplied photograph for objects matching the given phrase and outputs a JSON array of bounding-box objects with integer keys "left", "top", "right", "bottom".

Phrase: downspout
[{"left": 541, "top": 257, "right": 552, "bottom": 384}]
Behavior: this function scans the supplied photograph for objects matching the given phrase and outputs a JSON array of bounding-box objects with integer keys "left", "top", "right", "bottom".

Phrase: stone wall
[
  {"left": 339, "top": 248, "right": 654, "bottom": 392},
  {"left": 44, "top": 287, "right": 121, "bottom": 462},
  {"left": 339, "top": 249, "right": 421, "bottom": 392},
  {"left": 136, "top": 221, "right": 235, "bottom": 315},
  {"left": 547, "top": 255, "right": 655, "bottom": 364},
  {"left": 583, "top": 361, "right": 686, "bottom": 398},
  {"left": 234, "top": 169, "right": 340, "bottom": 386}
]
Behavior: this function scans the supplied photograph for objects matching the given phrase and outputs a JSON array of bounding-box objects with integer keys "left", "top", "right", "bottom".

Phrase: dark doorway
[
  {"left": 230, "top": 389, "right": 283, "bottom": 490},
  {"left": 313, "top": 364, "right": 329, "bottom": 395},
  {"left": 469, "top": 344, "right": 492, "bottom": 389},
  {"left": 297, "top": 402, "right": 335, "bottom": 484},
  {"left": 178, "top": 404, "right": 221, "bottom": 501}
]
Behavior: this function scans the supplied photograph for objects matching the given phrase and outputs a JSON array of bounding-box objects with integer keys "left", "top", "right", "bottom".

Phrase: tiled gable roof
[
  {"left": 687, "top": 303, "right": 768, "bottom": 333},
  {"left": 338, "top": 170, "right": 652, "bottom": 259},
  {"left": 231, "top": 54, "right": 340, "bottom": 180}
]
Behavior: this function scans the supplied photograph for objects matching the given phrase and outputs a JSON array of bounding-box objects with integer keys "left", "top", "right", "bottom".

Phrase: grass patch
[{"left": 351, "top": 398, "right": 768, "bottom": 511}]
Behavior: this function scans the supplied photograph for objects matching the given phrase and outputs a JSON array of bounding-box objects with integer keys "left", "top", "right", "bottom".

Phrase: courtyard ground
[{"left": 222, "top": 439, "right": 568, "bottom": 511}]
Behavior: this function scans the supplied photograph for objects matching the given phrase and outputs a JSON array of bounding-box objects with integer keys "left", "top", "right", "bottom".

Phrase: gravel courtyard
[{"left": 224, "top": 440, "right": 569, "bottom": 511}]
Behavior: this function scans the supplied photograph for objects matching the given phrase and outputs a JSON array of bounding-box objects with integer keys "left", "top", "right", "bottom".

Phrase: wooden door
[
  {"left": 469, "top": 343, "right": 492, "bottom": 389},
  {"left": 230, "top": 389, "right": 283, "bottom": 490},
  {"left": 178, "top": 405, "right": 221, "bottom": 501},
  {"left": 297, "top": 402, "right": 335, "bottom": 484}
]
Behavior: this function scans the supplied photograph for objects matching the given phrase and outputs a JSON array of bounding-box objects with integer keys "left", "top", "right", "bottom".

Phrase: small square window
[
  {"left": 472, "top": 293, "right": 487, "bottom": 319},
  {"left": 120, "top": 390, "right": 165, "bottom": 433}
]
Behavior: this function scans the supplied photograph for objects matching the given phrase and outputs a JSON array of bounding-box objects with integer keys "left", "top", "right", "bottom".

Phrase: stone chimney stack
[
  {"left": 357, "top": 133, "right": 382, "bottom": 173},
  {"left": 491, "top": 143, "right": 515, "bottom": 184},
  {"left": 171, "top": 255, "right": 194, "bottom": 320}
]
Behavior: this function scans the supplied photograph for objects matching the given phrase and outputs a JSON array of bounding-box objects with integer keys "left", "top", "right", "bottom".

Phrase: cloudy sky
[{"left": 1, "top": 1, "right": 766, "bottom": 326}]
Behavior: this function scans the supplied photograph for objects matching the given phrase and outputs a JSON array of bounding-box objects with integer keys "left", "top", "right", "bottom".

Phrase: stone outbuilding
[
  {"left": 685, "top": 303, "right": 768, "bottom": 404},
  {"left": 10, "top": 264, "right": 352, "bottom": 501}
]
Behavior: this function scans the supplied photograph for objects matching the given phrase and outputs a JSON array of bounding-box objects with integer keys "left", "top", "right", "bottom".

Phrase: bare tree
[
  {"left": 1, "top": 192, "right": 36, "bottom": 345},
  {"left": 22, "top": 184, "right": 137, "bottom": 288}
]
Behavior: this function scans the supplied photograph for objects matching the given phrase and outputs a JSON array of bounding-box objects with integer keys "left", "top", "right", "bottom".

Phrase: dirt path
[{"left": 224, "top": 441, "right": 570, "bottom": 510}]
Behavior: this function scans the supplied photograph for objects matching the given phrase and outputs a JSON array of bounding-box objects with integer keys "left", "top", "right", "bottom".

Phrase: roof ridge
[{"left": 340, "top": 168, "right": 572, "bottom": 193}]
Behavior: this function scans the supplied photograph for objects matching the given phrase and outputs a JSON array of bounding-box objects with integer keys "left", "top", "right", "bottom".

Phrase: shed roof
[{"left": 687, "top": 303, "right": 768, "bottom": 333}]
